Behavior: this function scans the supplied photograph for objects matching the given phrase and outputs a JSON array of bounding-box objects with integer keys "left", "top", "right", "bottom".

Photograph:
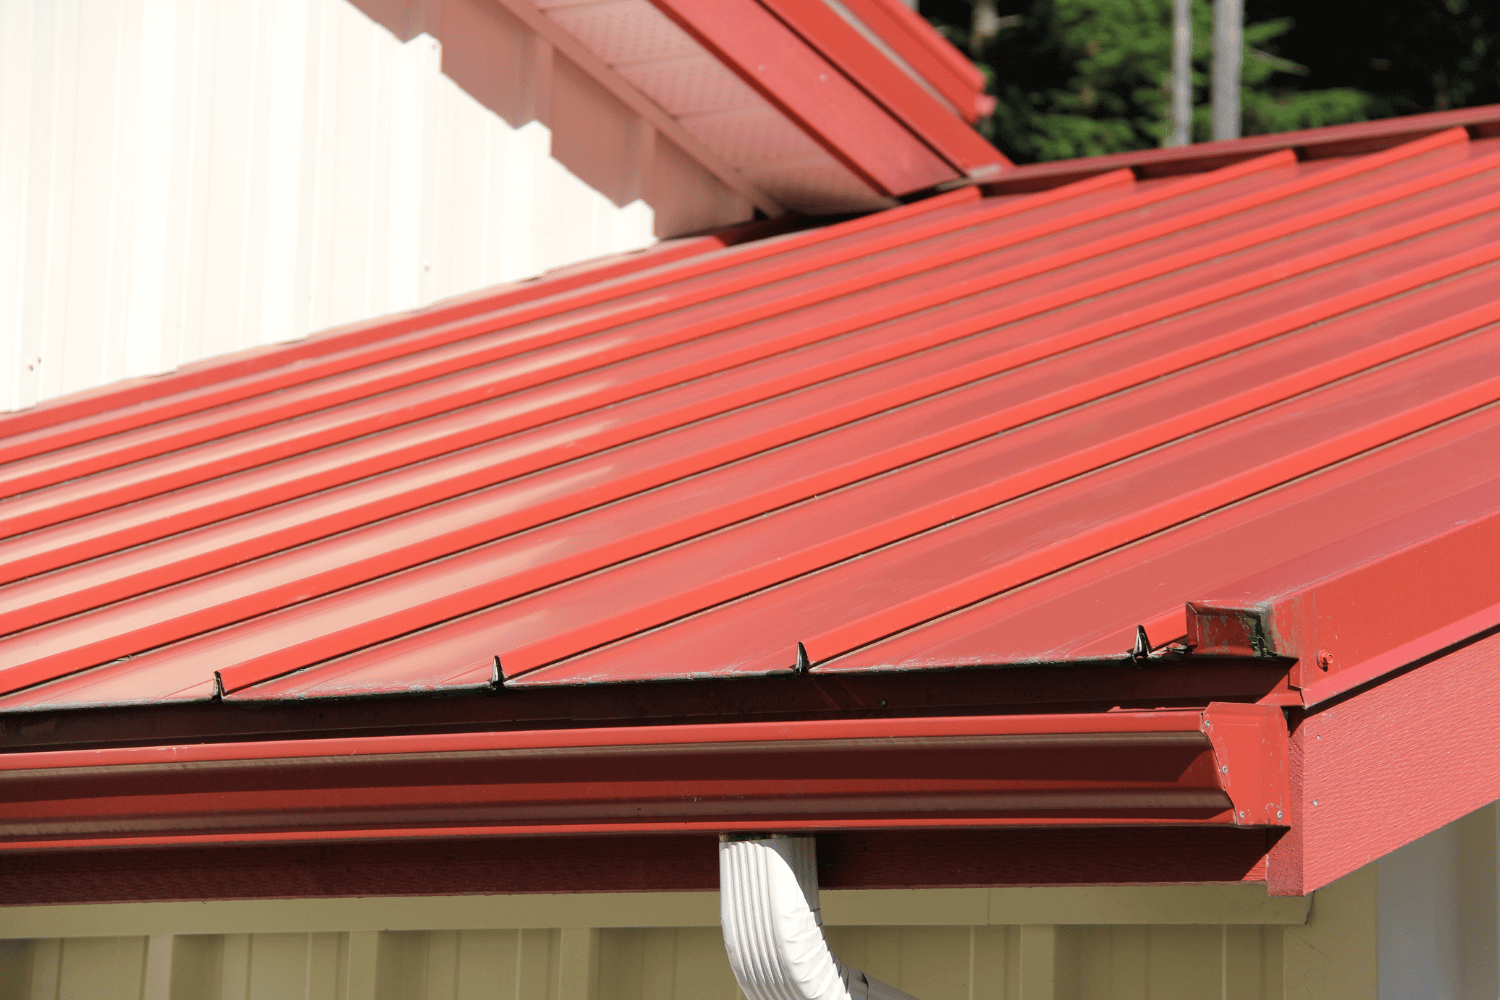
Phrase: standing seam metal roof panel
[{"left": 5, "top": 112, "right": 1500, "bottom": 709}]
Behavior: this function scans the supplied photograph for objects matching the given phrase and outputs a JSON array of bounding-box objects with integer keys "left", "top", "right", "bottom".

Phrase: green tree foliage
[
  {"left": 1247, "top": 0, "right": 1500, "bottom": 117},
  {"left": 1236, "top": 15, "right": 1366, "bottom": 138},
  {"left": 924, "top": 0, "right": 1496, "bottom": 163}
]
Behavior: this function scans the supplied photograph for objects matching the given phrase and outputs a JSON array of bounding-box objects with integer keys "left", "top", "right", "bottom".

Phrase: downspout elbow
[{"left": 719, "top": 834, "right": 920, "bottom": 1000}]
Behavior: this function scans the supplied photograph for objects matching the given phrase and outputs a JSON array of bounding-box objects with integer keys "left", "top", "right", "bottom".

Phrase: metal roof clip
[
  {"left": 211, "top": 671, "right": 226, "bottom": 702},
  {"left": 1130, "top": 625, "right": 1152, "bottom": 664},
  {"left": 1130, "top": 626, "right": 1193, "bottom": 664},
  {"left": 794, "top": 642, "right": 812, "bottom": 674},
  {"left": 490, "top": 656, "right": 504, "bottom": 690}
]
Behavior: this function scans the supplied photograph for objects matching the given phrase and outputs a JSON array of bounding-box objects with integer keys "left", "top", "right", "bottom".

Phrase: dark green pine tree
[
  {"left": 1246, "top": 0, "right": 1500, "bottom": 118},
  {"left": 923, "top": 0, "right": 1495, "bottom": 163}
]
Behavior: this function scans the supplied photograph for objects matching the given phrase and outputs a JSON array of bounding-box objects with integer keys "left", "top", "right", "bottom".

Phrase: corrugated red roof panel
[{"left": 5, "top": 113, "right": 1500, "bottom": 711}]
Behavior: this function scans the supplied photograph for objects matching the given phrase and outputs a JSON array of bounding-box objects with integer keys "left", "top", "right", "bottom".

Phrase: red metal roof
[{"left": 4, "top": 111, "right": 1500, "bottom": 714}]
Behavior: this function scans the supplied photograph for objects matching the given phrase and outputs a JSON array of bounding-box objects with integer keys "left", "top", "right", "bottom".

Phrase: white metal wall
[
  {"left": 1378, "top": 802, "right": 1500, "bottom": 1000},
  {"left": 0, "top": 0, "right": 750, "bottom": 413}
]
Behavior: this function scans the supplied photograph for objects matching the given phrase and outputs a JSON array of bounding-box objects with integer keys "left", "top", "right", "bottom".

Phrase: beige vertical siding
[
  {"left": 0, "top": 881, "right": 1345, "bottom": 1000},
  {"left": 0, "top": 918, "right": 1354, "bottom": 1000},
  {"left": 0, "top": 0, "right": 750, "bottom": 413}
]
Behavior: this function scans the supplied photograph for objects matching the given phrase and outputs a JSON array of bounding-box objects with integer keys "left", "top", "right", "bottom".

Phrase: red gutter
[{"left": 0, "top": 706, "right": 1287, "bottom": 852}]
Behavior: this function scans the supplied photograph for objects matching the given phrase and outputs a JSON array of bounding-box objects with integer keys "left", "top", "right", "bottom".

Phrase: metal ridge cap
[{"left": 986, "top": 107, "right": 1500, "bottom": 193}]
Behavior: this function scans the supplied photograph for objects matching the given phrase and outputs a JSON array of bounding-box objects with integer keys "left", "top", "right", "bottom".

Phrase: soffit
[{"left": 538, "top": 0, "right": 894, "bottom": 214}]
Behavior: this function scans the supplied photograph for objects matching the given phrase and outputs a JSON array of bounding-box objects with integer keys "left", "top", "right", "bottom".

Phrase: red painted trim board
[{"left": 1268, "top": 627, "right": 1500, "bottom": 895}]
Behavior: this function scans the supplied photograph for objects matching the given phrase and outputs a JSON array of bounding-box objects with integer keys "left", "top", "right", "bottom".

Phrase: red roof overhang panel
[
  {"left": 822, "top": 401, "right": 1500, "bottom": 675},
  {"left": 1188, "top": 475, "right": 1500, "bottom": 703},
  {"left": 8, "top": 112, "right": 1500, "bottom": 900},
  {"left": 0, "top": 706, "right": 1286, "bottom": 852}
]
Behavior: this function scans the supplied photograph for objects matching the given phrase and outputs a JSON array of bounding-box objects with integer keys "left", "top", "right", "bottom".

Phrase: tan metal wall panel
[
  {"left": 826, "top": 926, "right": 979, "bottom": 1000},
  {"left": 14, "top": 843, "right": 1469, "bottom": 1000},
  {"left": 0, "top": 0, "right": 750, "bottom": 414},
  {"left": 0, "top": 887, "right": 1329, "bottom": 1000},
  {"left": 0, "top": 889, "right": 1309, "bottom": 938},
  {"left": 596, "top": 927, "right": 740, "bottom": 1000},
  {"left": 0, "top": 918, "right": 1351, "bottom": 1000}
]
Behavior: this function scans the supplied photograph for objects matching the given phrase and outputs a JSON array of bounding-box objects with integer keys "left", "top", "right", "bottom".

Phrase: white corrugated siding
[{"left": 0, "top": 0, "right": 749, "bottom": 413}]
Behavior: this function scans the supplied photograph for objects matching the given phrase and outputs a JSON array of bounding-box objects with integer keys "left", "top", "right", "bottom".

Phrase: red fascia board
[
  {"left": 646, "top": 0, "right": 958, "bottom": 196},
  {"left": 753, "top": 0, "right": 1007, "bottom": 174},
  {"left": 0, "top": 827, "right": 1278, "bottom": 905},
  {"left": 840, "top": 0, "right": 987, "bottom": 104},
  {"left": 1187, "top": 476, "right": 1500, "bottom": 704},
  {"left": 0, "top": 706, "right": 1286, "bottom": 852},
  {"left": 1268, "top": 627, "right": 1500, "bottom": 896},
  {"left": 987, "top": 105, "right": 1500, "bottom": 194}
]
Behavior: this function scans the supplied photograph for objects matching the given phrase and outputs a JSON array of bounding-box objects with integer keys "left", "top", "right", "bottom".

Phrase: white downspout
[{"left": 719, "top": 834, "right": 921, "bottom": 1000}]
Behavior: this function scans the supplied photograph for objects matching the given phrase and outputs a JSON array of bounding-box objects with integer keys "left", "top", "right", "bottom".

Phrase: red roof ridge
[{"left": 988, "top": 104, "right": 1500, "bottom": 194}]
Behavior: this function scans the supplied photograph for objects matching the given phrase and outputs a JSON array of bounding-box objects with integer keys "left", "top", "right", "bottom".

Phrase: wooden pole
[
  {"left": 1211, "top": 0, "right": 1242, "bottom": 140},
  {"left": 1168, "top": 0, "right": 1193, "bottom": 146}
]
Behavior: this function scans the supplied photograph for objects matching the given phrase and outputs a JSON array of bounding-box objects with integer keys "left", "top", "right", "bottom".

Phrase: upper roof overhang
[{"left": 517, "top": 0, "right": 1007, "bottom": 214}]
